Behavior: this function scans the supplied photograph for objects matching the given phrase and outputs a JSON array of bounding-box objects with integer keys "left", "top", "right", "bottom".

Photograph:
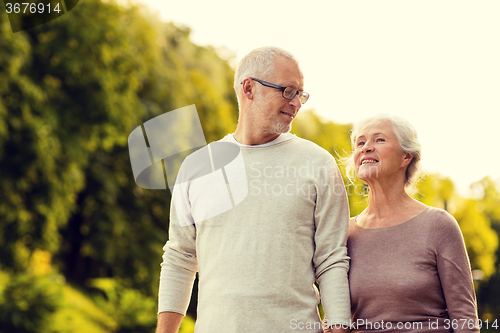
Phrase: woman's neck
[{"left": 358, "top": 179, "right": 425, "bottom": 228}]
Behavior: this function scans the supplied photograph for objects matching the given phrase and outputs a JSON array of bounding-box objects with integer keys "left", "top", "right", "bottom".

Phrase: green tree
[
  {"left": 1, "top": 0, "right": 238, "bottom": 330},
  {"left": 453, "top": 198, "right": 498, "bottom": 280},
  {"left": 55, "top": 7, "right": 238, "bottom": 297},
  {"left": 415, "top": 174, "right": 455, "bottom": 210},
  {"left": 471, "top": 177, "right": 500, "bottom": 321}
]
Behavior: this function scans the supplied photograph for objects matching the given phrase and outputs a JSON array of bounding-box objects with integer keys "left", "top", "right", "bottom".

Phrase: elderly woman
[{"left": 326, "top": 115, "right": 479, "bottom": 333}]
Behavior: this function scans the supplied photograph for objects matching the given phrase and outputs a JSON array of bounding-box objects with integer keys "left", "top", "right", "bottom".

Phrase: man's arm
[
  {"left": 157, "top": 183, "right": 198, "bottom": 328},
  {"left": 157, "top": 311, "right": 184, "bottom": 333},
  {"left": 313, "top": 156, "right": 351, "bottom": 324}
]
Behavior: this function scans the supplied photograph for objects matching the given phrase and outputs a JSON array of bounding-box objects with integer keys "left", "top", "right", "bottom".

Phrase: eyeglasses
[{"left": 247, "top": 77, "right": 310, "bottom": 104}]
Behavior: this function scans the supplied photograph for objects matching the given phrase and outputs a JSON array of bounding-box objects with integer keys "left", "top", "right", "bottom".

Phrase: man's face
[{"left": 250, "top": 56, "right": 304, "bottom": 134}]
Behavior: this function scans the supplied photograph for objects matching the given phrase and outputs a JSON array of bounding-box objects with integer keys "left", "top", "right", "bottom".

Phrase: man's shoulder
[
  {"left": 292, "top": 136, "right": 335, "bottom": 159},
  {"left": 218, "top": 134, "right": 233, "bottom": 143}
]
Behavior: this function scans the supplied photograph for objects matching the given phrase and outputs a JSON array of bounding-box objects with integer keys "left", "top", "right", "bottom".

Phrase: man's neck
[{"left": 233, "top": 127, "right": 281, "bottom": 145}]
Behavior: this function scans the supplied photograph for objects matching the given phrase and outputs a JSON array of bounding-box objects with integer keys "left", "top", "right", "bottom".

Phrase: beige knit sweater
[{"left": 159, "top": 135, "right": 351, "bottom": 333}]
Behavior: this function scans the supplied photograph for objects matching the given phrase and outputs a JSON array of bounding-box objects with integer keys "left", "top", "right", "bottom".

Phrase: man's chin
[
  {"left": 262, "top": 119, "right": 293, "bottom": 135},
  {"left": 270, "top": 127, "right": 291, "bottom": 135},
  {"left": 276, "top": 121, "right": 292, "bottom": 134}
]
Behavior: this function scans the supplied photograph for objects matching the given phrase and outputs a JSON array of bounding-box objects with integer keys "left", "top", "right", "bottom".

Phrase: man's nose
[{"left": 289, "top": 93, "right": 302, "bottom": 110}]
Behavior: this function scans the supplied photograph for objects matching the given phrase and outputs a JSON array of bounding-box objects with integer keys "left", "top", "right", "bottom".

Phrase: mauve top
[{"left": 348, "top": 206, "right": 479, "bottom": 332}]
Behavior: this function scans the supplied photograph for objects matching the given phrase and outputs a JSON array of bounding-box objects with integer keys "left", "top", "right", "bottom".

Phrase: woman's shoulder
[
  {"left": 422, "top": 206, "right": 458, "bottom": 225},
  {"left": 420, "top": 206, "right": 463, "bottom": 241}
]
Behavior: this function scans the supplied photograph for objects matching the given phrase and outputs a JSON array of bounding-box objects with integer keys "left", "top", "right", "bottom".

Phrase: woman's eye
[
  {"left": 357, "top": 141, "right": 365, "bottom": 147},
  {"left": 376, "top": 138, "right": 385, "bottom": 142}
]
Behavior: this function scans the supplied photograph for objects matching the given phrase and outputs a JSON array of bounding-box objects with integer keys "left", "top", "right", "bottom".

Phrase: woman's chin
[{"left": 357, "top": 168, "right": 379, "bottom": 182}]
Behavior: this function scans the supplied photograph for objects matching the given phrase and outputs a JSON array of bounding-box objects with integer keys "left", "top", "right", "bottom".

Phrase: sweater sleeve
[
  {"left": 158, "top": 183, "right": 198, "bottom": 315},
  {"left": 434, "top": 210, "right": 479, "bottom": 332},
  {"left": 313, "top": 156, "right": 351, "bottom": 324}
]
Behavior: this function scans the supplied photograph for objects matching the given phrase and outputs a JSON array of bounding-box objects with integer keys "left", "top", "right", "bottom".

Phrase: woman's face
[{"left": 353, "top": 120, "right": 411, "bottom": 183}]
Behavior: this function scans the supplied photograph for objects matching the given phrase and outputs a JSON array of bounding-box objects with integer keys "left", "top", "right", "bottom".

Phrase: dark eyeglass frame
[{"left": 245, "top": 77, "right": 310, "bottom": 104}]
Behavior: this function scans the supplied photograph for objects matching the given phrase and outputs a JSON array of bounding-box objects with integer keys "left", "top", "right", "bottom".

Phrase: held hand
[{"left": 322, "top": 318, "right": 333, "bottom": 333}]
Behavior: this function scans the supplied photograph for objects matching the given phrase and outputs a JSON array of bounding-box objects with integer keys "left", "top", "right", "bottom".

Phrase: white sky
[{"left": 133, "top": 0, "right": 500, "bottom": 197}]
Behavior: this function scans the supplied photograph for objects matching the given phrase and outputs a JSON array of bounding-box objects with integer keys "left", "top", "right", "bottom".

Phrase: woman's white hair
[
  {"left": 233, "top": 46, "right": 297, "bottom": 107},
  {"left": 345, "top": 114, "right": 423, "bottom": 192}
]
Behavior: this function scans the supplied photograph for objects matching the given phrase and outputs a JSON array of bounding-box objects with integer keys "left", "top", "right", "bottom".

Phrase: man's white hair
[{"left": 233, "top": 47, "right": 297, "bottom": 107}]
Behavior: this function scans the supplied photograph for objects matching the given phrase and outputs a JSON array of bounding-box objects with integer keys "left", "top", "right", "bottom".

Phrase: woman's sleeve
[{"left": 434, "top": 210, "right": 480, "bottom": 332}]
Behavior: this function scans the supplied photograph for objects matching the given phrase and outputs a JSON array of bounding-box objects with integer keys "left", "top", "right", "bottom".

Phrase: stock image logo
[
  {"left": 128, "top": 105, "right": 248, "bottom": 226},
  {"left": 2, "top": 0, "right": 82, "bottom": 32}
]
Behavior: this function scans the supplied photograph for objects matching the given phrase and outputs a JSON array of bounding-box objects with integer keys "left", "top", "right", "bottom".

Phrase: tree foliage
[
  {"left": 470, "top": 177, "right": 500, "bottom": 320},
  {"left": 453, "top": 198, "right": 498, "bottom": 279},
  {"left": 1, "top": 0, "right": 237, "bottom": 330}
]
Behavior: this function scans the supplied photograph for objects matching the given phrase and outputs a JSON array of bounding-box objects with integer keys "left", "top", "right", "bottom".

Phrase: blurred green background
[{"left": 0, "top": 0, "right": 499, "bottom": 332}]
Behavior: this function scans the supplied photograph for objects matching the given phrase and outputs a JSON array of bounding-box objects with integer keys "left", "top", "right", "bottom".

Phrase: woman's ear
[{"left": 401, "top": 153, "right": 414, "bottom": 167}]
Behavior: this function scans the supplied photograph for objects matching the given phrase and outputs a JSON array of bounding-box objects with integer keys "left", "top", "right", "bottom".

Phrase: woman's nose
[{"left": 362, "top": 143, "right": 374, "bottom": 153}]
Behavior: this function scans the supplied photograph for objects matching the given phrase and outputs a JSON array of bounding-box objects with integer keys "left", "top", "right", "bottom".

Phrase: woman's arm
[{"left": 434, "top": 210, "right": 480, "bottom": 332}]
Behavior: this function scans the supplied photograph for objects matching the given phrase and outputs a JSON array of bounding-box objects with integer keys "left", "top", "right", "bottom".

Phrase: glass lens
[
  {"left": 283, "top": 87, "right": 297, "bottom": 100},
  {"left": 283, "top": 87, "right": 309, "bottom": 104},
  {"left": 300, "top": 92, "right": 310, "bottom": 104}
]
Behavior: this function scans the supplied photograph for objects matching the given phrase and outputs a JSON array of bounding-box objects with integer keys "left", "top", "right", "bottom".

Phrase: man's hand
[{"left": 157, "top": 311, "right": 184, "bottom": 333}]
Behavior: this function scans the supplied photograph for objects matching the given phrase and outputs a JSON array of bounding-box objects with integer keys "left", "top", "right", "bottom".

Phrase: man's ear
[
  {"left": 401, "top": 153, "right": 414, "bottom": 167},
  {"left": 241, "top": 78, "right": 254, "bottom": 100}
]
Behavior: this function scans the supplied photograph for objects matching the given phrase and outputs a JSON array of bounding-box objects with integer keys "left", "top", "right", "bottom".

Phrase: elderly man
[{"left": 157, "top": 46, "right": 350, "bottom": 333}]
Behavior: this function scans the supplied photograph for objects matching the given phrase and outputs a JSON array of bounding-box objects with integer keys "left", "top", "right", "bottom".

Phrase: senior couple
[{"left": 156, "top": 47, "right": 478, "bottom": 333}]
